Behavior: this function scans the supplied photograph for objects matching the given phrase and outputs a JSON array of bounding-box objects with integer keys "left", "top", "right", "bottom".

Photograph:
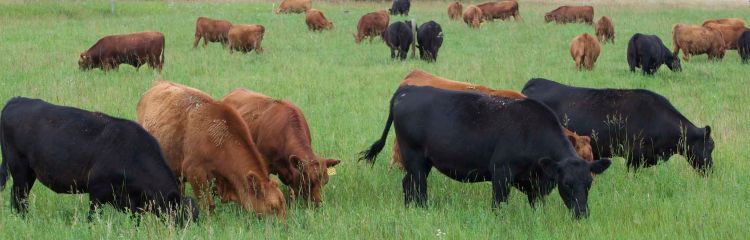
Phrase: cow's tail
[
  {"left": 410, "top": 19, "right": 417, "bottom": 59},
  {"left": 0, "top": 116, "right": 8, "bottom": 191},
  {"left": 359, "top": 89, "right": 398, "bottom": 165},
  {"left": 160, "top": 37, "right": 165, "bottom": 68}
]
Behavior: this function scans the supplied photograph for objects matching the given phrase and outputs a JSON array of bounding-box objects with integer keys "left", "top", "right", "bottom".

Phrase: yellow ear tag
[{"left": 327, "top": 167, "right": 337, "bottom": 176}]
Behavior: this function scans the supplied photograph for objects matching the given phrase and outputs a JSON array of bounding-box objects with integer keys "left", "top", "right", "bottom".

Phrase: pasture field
[{"left": 1, "top": 0, "right": 749, "bottom": 239}]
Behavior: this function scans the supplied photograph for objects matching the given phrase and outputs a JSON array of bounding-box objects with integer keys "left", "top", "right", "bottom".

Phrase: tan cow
[
  {"left": 703, "top": 22, "right": 749, "bottom": 50},
  {"left": 193, "top": 17, "right": 233, "bottom": 48},
  {"left": 570, "top": 33, "right": 601, "bottom": 70},
  {"left": 355, "top": 10, "right": 389, "bottom": 44},
  {"left": 703, "top": 18, "right": 746, "bottom": 28},
  {"left": 79, "top": 32, "right": 164, "bottom": 71},
  {"left": 545, "top": 6, "right": 594, "bottom": 24},
  {"left": 476, "top": 1, "right": 520, "bottom": 22},
  {"left": 275, "top": 0, "right": 311, "bottom": 14},
  {"left": 672, "top": 23, "right": 725, "bottom": 61},
  {"left": 228, "top": 24, "right": 265, "bottom": 54},
  {"left": 448, "top": 2, "right": 463, "bottom": 21},
  {"left": 463, "top": 5, "right": 484, "bottom": 29},
  {"left": 595, "top": 16, "right": 615, "bottom": 44},
  {"left": 305, "top": 9, "right": 333, "bottom": 31},
  {"left": 136, "top": 81, "right": 286, "bottom": 218}
]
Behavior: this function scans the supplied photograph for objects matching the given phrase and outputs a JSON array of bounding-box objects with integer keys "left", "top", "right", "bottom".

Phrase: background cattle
[
  {"left": 275, "top": 0, "right": 311, "bottom": 14},
  {"left": 462, "top": 5, "right": 483, "bottom": 28},
  {"left": 194, "top": 17, "right": 232, "bottom": 48},
  {"left": 703, "top": 22, "right": 749, "bottom": 50},
  {"left": 228, "top": 24, "right": 265, "bottom": 54},
  {"left": 136, "top": 81, "right": 286, "bottom": 218},
  {"left": 627, "top": 33, "right": 682, "bottom": 75},
  {"left": 355, "top": 10, "right": 390, "bottom": 44},
  {"left": 305, "top": 9, "right": 334, "bottom": 31},
  {"left": 221, "top": 89, "right": 341, "bottom": 206},
  {"left": 570, "top": 33, "right": 600, "bottom": 70},
  {"left": 595, "top": 16, "right": 615, "bottom": 44},
  {"left": 389, "top": 0, "right": 410, "bottom": 16},
  {"left": 545, "top": 6, "right": 594, "bottom": 24},
  {"left": 383, "top": 21, "right": 414, "bottom": 60},
  {"left": 702, "top": 18, "right": 746, "bottom": 28},
  {"left": 672, "top": 23, "right": 725, "bottom": 61},
  {"left": 0, "top": 97, "right": 198, "bottom": 224},
  {"left": 477, "top": 1, "right": 520, "bottom": 22},
  {"left": 447, "top": 2, "right": 463, "bottom": 21},
  {"left": 78, "top": 31, "right": 164, "bottom": 71},
  {"left": 739, "top": 31, "right": 750, "bottom": 63},
  {"left": 416, "top": 21, "right": 443, "bottom": 62}
]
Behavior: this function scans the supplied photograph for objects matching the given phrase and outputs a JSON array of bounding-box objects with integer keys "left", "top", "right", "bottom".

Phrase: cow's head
[
  {"left": 354, "top": 33, "right": 363, "bottom": 44},
  {"left": 289, "top": 155, "right": 340, "bottom": 207},
  {"left": 567, "top": 133, "right": 594, "bottom": 162},
  {"left": 544, "top": 13, "right": 554, "bottom": 23},
  {"left": 666, "top": 53, "right": 682, "bottom": 72},
  {"left": 325, "top": 21, "right": 334, "bottom": 30},
  {"left": 243, "top": 172, "right": 286, "bottom": 218},
  {"left": 78, "top": 52, "right": 92, "bottom": 70},
  {"left": 687, "top": 125, "right": 714, "bottom": 173},
  {"left": 540, "top": 157, "right": 611, "bottom": 219}
]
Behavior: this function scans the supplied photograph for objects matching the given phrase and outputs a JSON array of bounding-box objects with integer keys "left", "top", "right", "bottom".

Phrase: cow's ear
[
  {"left": 589, "top": 159, "right": 612, "bottom": 174},
  {"left": 79, "top": 53, "right": 86, "bottom": 59},
  {"left": 324, "top": 158, "right": 341, "bottom": 167},
  {"left": 705, "top": 125, "right": 712, "bottom": 138},
  {"left": 539, "top": 158, "right": 559, "bottom": 177},
  {"left": 247, "top": 172, "right": 264, "bottom": 196}
]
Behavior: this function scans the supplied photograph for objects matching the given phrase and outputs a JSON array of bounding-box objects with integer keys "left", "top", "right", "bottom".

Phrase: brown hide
[
  {"left": 545, "top": 6, "right": 594, "bottom": 24},
  {"left": 228, "top": 24, "right": 265, "bottom": 54},
  {"left": 448, "top": 2, "right": 463, "bottom": 21},
  {"left": 463, "top": 5, "right": 484, "bottom": 29},
  {"left": 703, "top": 18, "right": 746, "bottom": 29},
  {"left": 355, "top": 10, "right": 390, "bottom": 44},
  {"left": 305, "top": 9, "right": 334, "bottom": 31},
  {"left": 703, "top": 22, "right": 749, "bottom": 50},
  {"left": 275, "top": 0, "right": 311, "bottom": 14},
  {"left": 78, "top": 31, "right": 164, "bottom": 71},
  {"left": 672, "top": 23, "right": 726, "bottom": 61},
  {"left": 194, "top": 17, "right": 233, "bottom": 48},
  {"left": 476, "top": 1, "right": 520, "bottom": 22},
  {"left": 595, "top": 16, "right": 615, "bottom": 44},
  {"left": 570, "top": 33, "right": 601, "bottom": 70}
]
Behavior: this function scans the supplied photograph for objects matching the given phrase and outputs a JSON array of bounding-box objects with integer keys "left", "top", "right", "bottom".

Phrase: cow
[
  {"left": 462, "top": 5, "right": 484, "bottom": 28},
  {"left": 360, "top": 86, "right": 611, "bottom": 219},
  {"left": 228, "top": 24, "right": 265, "bottom": 54},
  {"left": 383, "top": 21, "right": 414, "bottom": 60},
  {"left": 544, "top": 6, "right": 594, "bottom": 24},
  {"left": 477, "top": 1, "right": 520, "bottom": 22},
  {"left": 305, "top": 9, "right": 333, "bottom": 31},
  {"left": 522, "top": 78, "right": 714, "bottom": 174},
  {"left": 703, "top": 18, "right": 746, "bottom": 28},
  {"left": 355, "top": 10, "right": 390, "bottom": 44},
  {"left": 595, "top": 16, "right": 615, "bottom": 44},
  {"left": 78, "top": 32, "right": 164, "bottom": 72},
  {"left": 672, "top": 23, "right": 725, "bottom": 61},
  {"left": 703, "top": 22, "right": 750, "bottom": 50},
  {"left": 570, "top": 33, "right": 600, "bottom": 70},
  {"left": 416, "top": 21, "right": 444, "bottom": 62},
  {"left": 0, "top": 97, "right": 198, "bottom": 225},
  {"left": 448, "top": 2, "right": 463, "bottom": 21},
  {"left": 627, "top": 33, "right": 682, "bottom": 75},
  {"left": 739, "top": 31, "right": 750, "bottom": 63},
  {"left": 221, "top": 89, "right": 341, "bottom": 206},
  {"left": 193, "top": 17, "right": 232, "bottom": 48},
  {"left": 389, "top": 0, "right": 410, "bottom": 16},
  {"left": 275, "top": 0, "right": 311, "bottom": 14},
  {"left": 136, "top": 81, "right": 286, "bottom": 218}
]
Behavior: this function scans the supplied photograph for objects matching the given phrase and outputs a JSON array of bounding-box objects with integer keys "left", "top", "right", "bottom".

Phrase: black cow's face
[
  {"left": 541, "top": 158, "right": 611, "bottom": 219},
  {"left": 688, "top": 126, "right": 714, "bottom": 173},
  {"left": 667, "top": 54, "right": 682, "bottom": 72}
]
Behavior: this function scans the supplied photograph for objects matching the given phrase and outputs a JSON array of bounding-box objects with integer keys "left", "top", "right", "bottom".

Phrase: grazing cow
[
  {"left": 360, "top": 86, "right": 611, "bottom": 218},
  {"left": 672, "top": 23, "right": 725, "bottom": 61},
  {"left": 136, "top": 81, "right": 286, "bottom": 218},
  {"left": 570, "top": 33, "right": 600, "bottom": 70},
  {"left": 522, "top": 79, "right": 714, "bottom": 173},
  {"left": 228, "top": 24, "right": 265, "bottom": 54},
  {"left": 305, "top": 9, "right": 333, "bottom": 31},
  {"left": 78, "top": 32, "right": 164, "bottom": 71},
  {"left": 0, "top": 97, "right": 198, "bottom": 224},
  {"left": 545, "top": 6, "right": 594, "bottom": 24},
  {"left": 389, "top": 0, "right": 410, "bottom": 16},
  {"left": 355, "top": 10, "right": 390, "bottom": 44},
  {"left": 383, "top": 21, "right": 414, "bottom": 60},
  {"left": 477, "top": 1, "right": 520, "bottom": 22},
  {"left": 703, "top": 18, "right": 746, "bottom": 28},
  {"left": 627, "top": 33, "right": 682, "bottom": 75},
  {"left": 595, "top": 16, "right": 615, "bottom": 44},
  {"left": 463, "top": 5, "right": 484, "bottom": 28},
  {"left": 275, "top": 0, "right": 311, "bottom": 14},
  {"left": 703, "top": 22, "right": 750, "bottom": 50},
  {"left": 193, "top": 17, "right": 232, "bottom": 48},
  {"left": 448, "top": 2, "right": 463, "bottom": 21},
  {"left": 416, "top": 21, "right": 444, "bottom": 62},
  {"left": 739, "top": 31, "right": 750, "bottom": 63},
  {"left": 221, "top": 89, "right": 341, "bottom": 206}
]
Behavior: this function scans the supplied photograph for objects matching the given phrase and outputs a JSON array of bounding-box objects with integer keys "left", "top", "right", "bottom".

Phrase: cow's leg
[
  {"left": 193, "top": 35, "right": 201, "bottom": 48},
  {"left": 9, "top": 167, "right": 35, "bottom": 215},
  {"left": 202, "top": 36, "right": 208, "bottom": 48},
  {"left": 87, "top": 182, "right": 114, "bottom": 222},
  {"left": 255, "top": 38, "right": 264, "bottom": 54},
  {"left": 491, "top": 164, "right": 514, "bottom": 209},
  {"left": 186, "top": 167, "right": 215, "bottom": 212},
  {"left": 390, "top": 48, "right": 396, "bottom": 59},
  {"left": 400, "top": 146, "right": 430, "bottom": 207},
  {"left": 574, "top": 56, "right": 582, "bottom": 70}
]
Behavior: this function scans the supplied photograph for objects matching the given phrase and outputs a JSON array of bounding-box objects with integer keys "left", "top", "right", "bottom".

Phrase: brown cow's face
[
  {"left": 293, "top": 157, "right": 340, "bottom": 207},
  {"left": 246, "top": 173, "right": 286, "bottom": 218},
  {"left": 544, "top": 14, "right": 553, "bottom": 22},
  {"left": 568, "top": 134, "right": 594, "bottom": 161},
  {"left": 325, "top": 22, "right": 334, "bottom": 30},
  {"left": 78, "top": 53, "right": 92, "bottom": 70}
]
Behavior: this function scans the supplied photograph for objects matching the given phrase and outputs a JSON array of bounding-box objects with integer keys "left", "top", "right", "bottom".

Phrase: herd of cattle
[{"left": 0, "top": 0, "right": 724, "bottom": 225}]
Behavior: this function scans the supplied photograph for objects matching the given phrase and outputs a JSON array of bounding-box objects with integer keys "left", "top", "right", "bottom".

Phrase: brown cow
[
  {"left": 672, "top": 23, "right": 725, "bottom": 61},
  {"left": 228, "top": 24, "right": 265, "bottom": 54},
  {"left": 355, "top": 10, "right": 390, "bottom": 44},
  {"left": 78, "top": 32, "right": 164, "bottom": 71},
  {"left": 275, "top": 0, "right": 311, "bottom": 14},
  {"left": 595, "top": 16, "right": 615, "bottom": 44},
  {"left": 136, "top": 81, "right": 286, "bottom": 218},
  {"left": 570, "top": 33, "right": 601, "bottom": 70},
  {"left": 389, "top": 69, "right": 594, "bottom": 170},
  {"left": 305, "top": 9, "right": 334, "bottom": 31},
  {"left": 476, "top": 1, "right": 520, "bottom": 22},
  {"left": 545, "top": 6, "right": 594, "bottom": 24},
  {"left": 703, "top": 22, "right": 749, "bottom": 50},
  {"left": 448, "top": 2, "right": 463, "bottom": 21},
  {"left": 221, "top": 89, "right": 341, "bottom": 206},
  {"left": 462, "top": 5, "right": 484, "bottom": 29},
  {"left": 193, "top": 17, "right": 232, "bottom": 48},
  {"left": 703, "top": 18, "right": 746, "bottom": 28}
]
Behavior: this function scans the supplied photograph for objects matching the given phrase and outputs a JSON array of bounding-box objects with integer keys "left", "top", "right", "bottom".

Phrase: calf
[
  {"left": 79, "top": 32, "right": 164, "bottom": 71},
  {"left": 703, "top": 22, "right": 749, "bottom": 50},
  {"left": 228, "top": 24, "right": 265, "bottom": 54},
  {"left": 389, "top": 0, "right": 410, "bottom": 16},
  {"left": 627, "top": 33, "right": 682, "bottom": 75},
  {"left": 383, "top": 21, "right": 414, "bottom": 60},
  {"left": 739, "top": 31, "right": 750, "bottom": 63},
  {"left": 595, "top": 16, "right": 615, "bottom": 44},
  {"left": 570, "top": 33, "right": 600, "bottom": 70},
  {"left": 545, "top": 6, "right": 594, "bottom": 24},
  {"left": 355, "top": 10, "right": 390, "bottom": 44},
  {"left": 463, "top": 5, "right": 484, "bottom": 28},
  {"left": 672, "top": 23, "right": 725, "bottom": 61},
  {"left": 305, "top": 9, "right": 334, "bottom": 31},
  {"left": 447, "top": 2, "right": 463, "bottom": 21},
  {"left": 477, "top": 1, "right": 520, "bottom": 22},
  {"left": 194, "top": 17, "right": 232, "bottom": 48},
  {"left": 416, "top": 21, "right": 444, "bottom": 62},
  {"left": 275, "top": 0, "right": 311, "bottom": 14},
  {"left": 0, "top": 97, "right": 197, "bottom": 224}
]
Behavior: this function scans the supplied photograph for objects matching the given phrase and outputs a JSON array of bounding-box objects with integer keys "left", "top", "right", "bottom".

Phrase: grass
[{"left": 1, "top": 0, "right": 749, "bottom": 239}]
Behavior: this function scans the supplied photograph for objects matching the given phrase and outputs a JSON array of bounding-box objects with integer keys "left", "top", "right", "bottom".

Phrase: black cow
[
  {"left": 360, "top": 86, "right": 611, "bottom": 219},
  {"left": 738, "top": 31, "right": 750, "bottom": 63},
  {"left": 416, "top": 21, "right": 444, "bottom": 62},
  {"left": 627, "top": 33, "right": 682, "bottom": 75},
  {"left": 383, "top": 21, "right": 414, "bottom": 60},
  {"left": 389, "top": 0, "right": 410, "bottom": 16},
  {"left": 522, "top": 79, "right": 714, "bottom": 173},
  {"left": 0, "top": 97, "right": 198, "bottom": 224}
]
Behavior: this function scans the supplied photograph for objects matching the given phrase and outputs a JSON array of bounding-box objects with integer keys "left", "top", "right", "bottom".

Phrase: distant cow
[
  {"left": 305, "top": 9, "right": 333, "bottom": 31},
  {"left": 448, "top": 2, "right": 463, "bottom": 21},
  {"left": 194, "top": 17, "right": 232, "bottom": 48},
  {"left": 739, "top": 31, "right": 750, "bottom": 63},
  {"left": 228, "top": 24, "right": 265, "bottom": 54},
  {"left": 383, "top": 21, "right": 414, "bottom": 60},
  {"left": 78, "top": 32, "right": 164, "bottom": 71},
  {"left": 545, "top": 6, "right": 594, "bottom": 24},
  {"left": 703, "top": 22, "right": 749, "bottom": 50},
  {"left": 672, "top": 23, "right": 725, "bottom": 61},
  {"left": 355, "top": 10, "right": 390, "bottom": 44},
  {"left": 522, "top": 79, "right": 714, "bottom": 173},
  {"left": 595, "top": 16, "right": 614, "bottom": 44},
  {"left": 416, "top": 21, "right": 444, "bottom": 62},
  {"left": 463, "top": 5, "right": 484, "bottom": 28},
  {"left": 477, "top": 1, "right": 520, "bottom": 22},
  {"left": 389, "top": 0, "right": 410, "bottom": 16},
  {"left": 570, "top": 33, "right": 600, "bottom": 70},
  {"left": 360, "top": 86, "right": 611, "bottom": 219},
  {"left": 627, "top": 33, "right": 682, "bottom": 75},
  {"left": 275, "top": 0, "right": 311, "bottom": 14},
  {"left": 221, "top": 89, "right": 341, "bottom": 206},
  {"left": 0, "top": 97, "right": 198, "bottom": 224},
  {"left": 136, "top": 81, "right": 286, "bottom": 218},
  {"left": 703, "top": 18, "right": 746, "bottom": 28}
]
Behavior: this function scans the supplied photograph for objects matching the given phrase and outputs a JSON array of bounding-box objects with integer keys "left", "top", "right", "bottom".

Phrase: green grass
[{"left": 1, "top": 1, "right": 749, "bottom": 239}]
